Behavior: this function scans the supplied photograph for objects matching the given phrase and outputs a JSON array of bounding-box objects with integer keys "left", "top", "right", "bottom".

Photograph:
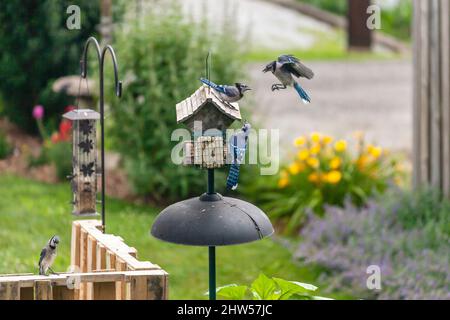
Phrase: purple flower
[{"left": 32, "top": 105, "right": 44, "bottom": 120}]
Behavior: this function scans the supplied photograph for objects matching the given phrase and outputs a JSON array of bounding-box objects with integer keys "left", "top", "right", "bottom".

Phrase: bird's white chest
[{"left": 274, "top": 64, "right": 294, "bottom": 86}]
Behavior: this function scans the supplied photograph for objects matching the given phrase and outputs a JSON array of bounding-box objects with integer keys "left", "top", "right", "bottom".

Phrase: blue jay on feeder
[
  {"left": 263, "top": 54, "right": 314, "bottom": 104},
  {"left": 227, "top": 122, "right": 251, "bottom": 190},
  {"left": 200, "top": 78, "right": 251, "bottom": 104},
  {"left": 38, "top": 235, "right": 60, "bottom": 275}
]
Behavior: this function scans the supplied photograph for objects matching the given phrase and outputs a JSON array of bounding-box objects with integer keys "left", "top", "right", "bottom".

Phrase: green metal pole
[
  {"left": 207, "top": 169, "right": 216, "bottom": 300},
  {"left": 209, "top": 246, "right": 216, "bottom": 300}
]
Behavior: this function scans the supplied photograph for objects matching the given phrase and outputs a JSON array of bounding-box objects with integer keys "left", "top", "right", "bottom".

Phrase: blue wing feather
[{"left": 200, "top": 78, "right": 227, "bottom": 94}]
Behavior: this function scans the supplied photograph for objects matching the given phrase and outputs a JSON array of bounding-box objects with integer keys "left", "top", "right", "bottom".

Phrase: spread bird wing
[
  {"left": 278, "top": 54, "right": 314, "bottom": 79},
  {"left": 39, "top": 248, "right": 46, "bottom": 267}
]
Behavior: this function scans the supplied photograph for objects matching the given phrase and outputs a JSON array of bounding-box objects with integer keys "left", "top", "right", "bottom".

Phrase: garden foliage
[
  {"left": 215, "top": 273, "right": 330, "bottom": 300},
  {"left": 105, "top": 2, "right": 245, "bottom": 202},
  {"left": 243, "top": 132, "right": 400, "bottom": 232},
  {"left": 0, "top": 1, "right": 100, "bottom": 132},
  {"left": 0, "top": 129, "right": 12, "bottom": 159},
  {"left": 296, "top": 189, "right": 450, "bottom": 299}
]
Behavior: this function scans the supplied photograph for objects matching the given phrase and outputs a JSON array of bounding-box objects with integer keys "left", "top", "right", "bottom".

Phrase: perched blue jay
[
  {"left": 39, "top": 235, "right": 60, "bottom": 275},
  {"left": 227, "top": 122, "right": 251, "bottom": 190},
  {"left": 200, "top": 78, "right": 251, "bottom": 103},
  {"left": 263, "top": 54, "right": 314, "bottom": 104}
]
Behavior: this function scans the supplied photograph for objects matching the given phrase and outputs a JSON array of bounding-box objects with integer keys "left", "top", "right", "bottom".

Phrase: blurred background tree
[{"left": 0, "top": 1, "right": 101, "bottom": 133}]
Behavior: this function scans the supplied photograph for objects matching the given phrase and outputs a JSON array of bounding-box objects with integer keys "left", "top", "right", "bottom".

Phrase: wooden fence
[
  {"left": 413, "top": 0, "right": 450, "bottom": 197},
  {"left": 0, "top": 220, "right": 168, "bottom": 300}
]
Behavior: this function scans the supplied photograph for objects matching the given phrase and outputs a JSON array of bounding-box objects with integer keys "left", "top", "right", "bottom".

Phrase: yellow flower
[
  {"left": 330, "top": 157, "right": 341, "bottom": 169},
  {"left": 308, "top": 172, "right": 321, "bottom": 184},
  {"left": 294, "top": 136, "right": 307, "bottom": 147},
  {"left": 310, "top": 143, "right": 321, "bottom": 155},
  {"left": 278, "top": 177, "right": 289, "bottom": 188},
  {"left": 306, "top": 157, "right": 319, "bottom": 168},
  {"left": 356, "top": 155, "right": 369, "bottom": 170},
  {"left": 311, "top": 132, "right": 321, "bottom": 143},
  {"left": 367, "top": 144, "right": 382, "bottom": 159},
  {"left": 322, "top": 135, "right": 333, "bottom": 145},
  {"left": 298, "top": 149, "right": 310, "bottom": 161},
  {"left": 288, "top": 162, "right": 304, "bottom": 175},
  {"left": 325, "top": 170, "right": 342, "bottom": 184},
  {"left": 334, "top": 140, "right": 347, "bottom": 152}
]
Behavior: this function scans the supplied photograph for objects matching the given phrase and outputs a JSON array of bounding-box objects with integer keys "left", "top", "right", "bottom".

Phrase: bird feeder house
[
  {"left": 63, "top": 108, "right": 100, "bottom": 216},
  {"left": 177, "top": 85, "right": 241, "bottom": 168}
]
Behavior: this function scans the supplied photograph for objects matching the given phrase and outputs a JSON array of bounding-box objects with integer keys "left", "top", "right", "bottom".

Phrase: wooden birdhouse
[
  {"left": 63, "top": 108, "right": 100, "bottom": 216},
  {"left": 177, "top": 85, "right": 241, "bottom": 168}
]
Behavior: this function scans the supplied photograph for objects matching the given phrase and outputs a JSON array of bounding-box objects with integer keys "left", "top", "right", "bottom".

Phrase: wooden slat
[
  {"left": 96, "top": 243, "right": 107, "bottom": 271},
  {"left": 79, "top": 228, "right": 88, "bottom": 299},
  {"left": 129, "top": 275, "right": 148, "bottom": 300},
  {"left": 419, "top": 0, "right": 430, "bottom": 184},
  {"left": 441, "top": 0, "right": 450, "bottom": 196},
  {"left": 106, "top": 251, "right": 116, "bottom": 270},
  {"left": 70, "top": 221, "right": 81, "bottom": 268},
  {"left": 429, "top": 0, "right": 442, "bottom": 188},
  {"left": 20, "top": 287, "right": 33, "bottom": 300},
  {"left": 93, "top": 282, "right": 116, "bottom": 300},
  {"left": 34, "top": 280, "right": 52, "bottom": 300},
  {"left": 0, "top": 270, "right": 167, "bottom": 287},
  {"left": 115, "top": 259, "right": 127, "bottom": 300},
  {"left": 53, "top": 286, "right": 75, "bottom": 300},
  {"left": 0, "top": 282, "right": 20, "bottom": 300},
  {"left": 412, "top": 0, "right": 422, "bottom": 187},
  {"left": 86, "top": 235, "right": 97, "bottom": 300}
]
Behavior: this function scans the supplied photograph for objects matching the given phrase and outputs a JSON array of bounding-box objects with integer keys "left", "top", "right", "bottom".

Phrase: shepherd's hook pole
[
  {"left": 81, "top": 37, "right": 122, "bottom": 233},
  {"left": 207, "top": 168, "right": 216, "bottom": 300}
]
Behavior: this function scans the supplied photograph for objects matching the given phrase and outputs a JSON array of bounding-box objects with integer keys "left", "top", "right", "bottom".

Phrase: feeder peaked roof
[{"left": 176, "top": 85, "right": 241, "bottom": 123}]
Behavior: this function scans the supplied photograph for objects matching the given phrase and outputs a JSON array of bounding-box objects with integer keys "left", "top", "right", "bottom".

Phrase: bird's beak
[
  {"left": 244, "top": 86, "right": 251, "bottom": 91},
  {"left": 262, "top": 66, "right": 270, "bottom": 73}
]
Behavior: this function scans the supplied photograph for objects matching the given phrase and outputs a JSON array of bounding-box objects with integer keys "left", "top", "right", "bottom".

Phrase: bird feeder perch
[{"left": 63, "top": 109, "right": 100, "bottom": 216}]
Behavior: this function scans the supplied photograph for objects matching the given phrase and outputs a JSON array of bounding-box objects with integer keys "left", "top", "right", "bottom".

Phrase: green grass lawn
[{"left": 0, "top": 175, "right": 338, "bottom": 299}]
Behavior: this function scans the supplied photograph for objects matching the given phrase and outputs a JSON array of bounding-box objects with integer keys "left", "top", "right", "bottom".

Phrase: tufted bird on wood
[{"left": 38, "top": 235, "right": 60, "bottom": 275}]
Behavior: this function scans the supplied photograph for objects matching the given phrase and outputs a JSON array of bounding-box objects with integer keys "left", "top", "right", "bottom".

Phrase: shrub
[
  {"left": 105, "top": 2, "right": 246, "bottom": 202},
  {"left": 242, "top": 132, "right": 400, "bottom": 232},
  {"left": 215, "top": 273, "right": 330, "bottom": 300},
  {"left": 30, "top": 105, "right": 73, "bottom": 181},
  {"left": 0, "top": 129, "right": 12, "bottom": 159},
  {"left": 295, "top": 189, "right": 450, "bottom": 300},
  {"left": 0, "top": 0, "right": 100, "bottom": 132}
]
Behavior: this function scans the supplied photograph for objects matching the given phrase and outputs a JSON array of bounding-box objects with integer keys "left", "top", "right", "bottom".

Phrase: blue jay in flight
[
  {"left": 200, "top": 78, "right": 251, "bottom": 103},
  {"left": 227, "top": 122, "right": 251, "bottom": 190},
  {"left": 39, "top": 235, "right": 60, "bottom": 275},
  {"left": 263, "top": 54, "right": 314, "bottom": 104}
]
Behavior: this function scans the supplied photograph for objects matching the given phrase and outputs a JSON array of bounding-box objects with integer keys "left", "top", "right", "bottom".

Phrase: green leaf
[
  {"left": 250, "top": 273, "right": 277, "bottom": 300},
  {"left": 216, "top": 284, "right": 248, "bottom": 300},
  {"left": 273, "top": 278, "right": 318, "bottom": 300}
]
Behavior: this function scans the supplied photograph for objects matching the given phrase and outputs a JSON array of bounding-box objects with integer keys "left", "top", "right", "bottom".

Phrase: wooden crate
[{"left": 0, "top": 220, "right": 168, "bottom": 300}]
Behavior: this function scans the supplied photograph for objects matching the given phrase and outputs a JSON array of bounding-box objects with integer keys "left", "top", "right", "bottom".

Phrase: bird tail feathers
[
  {"left": 200, "top": 78, "right": 219, "bottom": 90},
  {"left": 294, "top": 82, "right": 311, "bottom": 104}
]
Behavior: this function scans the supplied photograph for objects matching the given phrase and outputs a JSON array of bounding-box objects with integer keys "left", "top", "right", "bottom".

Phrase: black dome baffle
[{"left": 151, "top": 193, "right": 274, "bottom": 246}]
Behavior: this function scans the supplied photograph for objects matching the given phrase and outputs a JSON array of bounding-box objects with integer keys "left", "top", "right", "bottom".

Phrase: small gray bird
[
  {"left": 263, "top": 54, "right": 314, "bottom": 104},
  {"left": 38, "top": 235, "right": 60, "bottom": 275},
  {"left": 200, "top": 78, "right": 251, "bottom": 103}
]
